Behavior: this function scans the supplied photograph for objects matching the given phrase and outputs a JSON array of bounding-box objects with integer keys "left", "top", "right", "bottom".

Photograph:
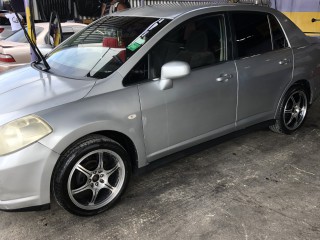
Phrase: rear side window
[
  {"left": 232, "top": 12, "right": 272, "bottom": 58},
  {"left": 269, "top": 15, "right": 289, "bottom": 50}
]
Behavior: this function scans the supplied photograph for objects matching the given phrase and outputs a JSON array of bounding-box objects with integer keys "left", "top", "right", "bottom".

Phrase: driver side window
[
  {"left": 151, "top": 14, "right": 227, "bottom": 78},
  {"left": 124, "top": 14, "right": 227, "bottom": 86}
]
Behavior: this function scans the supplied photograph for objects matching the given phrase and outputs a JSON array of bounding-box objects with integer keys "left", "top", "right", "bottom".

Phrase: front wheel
[
  {"left": 53, "top": 134, "right": 131, "bottom": 216},
  {"left": 270, "top": 86, "right": 308, "bottom": 134}
]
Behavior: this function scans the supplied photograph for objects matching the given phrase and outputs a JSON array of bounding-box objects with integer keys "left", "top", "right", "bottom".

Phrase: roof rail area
[
  {"left": 229, "top": 0, "right": 271, "bottom": 6},
  {"left": 133, "top": 0, "right": 271, "bottom": 8}
]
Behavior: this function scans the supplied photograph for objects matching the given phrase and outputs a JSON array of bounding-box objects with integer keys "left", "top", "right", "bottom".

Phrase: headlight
[{"left": 0, "top": 115, "right": 52, "bottom": 156}]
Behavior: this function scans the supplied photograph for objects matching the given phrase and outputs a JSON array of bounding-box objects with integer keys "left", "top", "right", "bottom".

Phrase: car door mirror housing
[
  {"left": 161, "top": 61, "right": 190, "bottom": 80},
  {"left": 159, "top": 61, "right": 190, "bottom": 90}
]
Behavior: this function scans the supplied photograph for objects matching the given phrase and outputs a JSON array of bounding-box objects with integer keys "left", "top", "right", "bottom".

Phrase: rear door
[{"left": 231, "top": 12, "right": 293, "bottom": 127}]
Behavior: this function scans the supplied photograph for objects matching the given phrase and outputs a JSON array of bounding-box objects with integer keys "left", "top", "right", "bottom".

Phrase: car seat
[{"left": 175, "top": 30, "right": 215, "bottom": 68}]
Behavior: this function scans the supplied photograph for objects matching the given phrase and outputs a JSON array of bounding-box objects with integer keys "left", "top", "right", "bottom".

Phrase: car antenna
[{"left": 9, "top": 1, "right": 50, "bottom": 71}]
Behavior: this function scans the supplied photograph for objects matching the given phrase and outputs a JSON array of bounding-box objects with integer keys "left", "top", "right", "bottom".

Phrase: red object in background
[
  {"left": 103, "top": 37, "right": 126, "bottom": 62},
  {"left": 103, "top": 37, "right": 124, "bottom": 48},
  {"left": 0, "top": 28, "right": 4, "bottom": 33}
]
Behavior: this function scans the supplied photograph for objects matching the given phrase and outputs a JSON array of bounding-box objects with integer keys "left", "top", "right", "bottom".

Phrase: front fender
[{"left": 37, "top": 86, "right": 148, "bottom": 168}]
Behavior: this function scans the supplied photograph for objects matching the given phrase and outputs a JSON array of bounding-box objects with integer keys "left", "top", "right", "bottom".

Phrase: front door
[{"left": 135, "top": 14, "right": 238, "bottom": 161}]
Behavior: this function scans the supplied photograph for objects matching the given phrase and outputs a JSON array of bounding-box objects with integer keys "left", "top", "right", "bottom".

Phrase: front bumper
[{"left": 0, "top": 142, "right": 60, "bottom": 210}]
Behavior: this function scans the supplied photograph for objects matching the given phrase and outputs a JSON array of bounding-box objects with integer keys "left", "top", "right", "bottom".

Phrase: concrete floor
[{"left": 1, "top": 101, "right": 320, "bottom": 240}]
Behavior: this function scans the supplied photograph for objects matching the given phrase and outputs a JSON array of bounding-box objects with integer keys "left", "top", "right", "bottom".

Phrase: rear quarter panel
[
  {"left": 274, "top": 9, "right": 320, "bottom": 106},
  {"left": 292, "top": 43, "right": 320, "bottom": 103}
]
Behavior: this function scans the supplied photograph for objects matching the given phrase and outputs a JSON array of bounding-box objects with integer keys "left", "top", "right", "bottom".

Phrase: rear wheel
[
  {"left": 270, "top": 86, "right": 308, "bottom": 134},
  {"left": 53, "top": 134, "right": 131, "bottom": 216}
]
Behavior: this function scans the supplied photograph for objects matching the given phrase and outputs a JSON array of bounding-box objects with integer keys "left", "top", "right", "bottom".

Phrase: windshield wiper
[{"left": 10, "top": 3, "right": 50, "bottom": 71}]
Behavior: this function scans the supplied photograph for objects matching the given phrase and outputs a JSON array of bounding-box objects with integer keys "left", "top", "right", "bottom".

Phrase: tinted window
[
  {"left": 233, "top": 12, "right": 272, "bottom": 58},
  {"left": 124, "top": 14, "right": 227, "bottom": 85},
  {"left": 269, "top": 15, "right": 289, "bottom": 50},
  {"left": 123, "top": 55, "right": 149, "bottom": 86},
  {"left": 151, "top": 14, "right": 227, "bottom": 78}
]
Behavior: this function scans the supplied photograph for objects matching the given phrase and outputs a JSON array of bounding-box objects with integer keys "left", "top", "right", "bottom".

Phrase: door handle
[
  {"left": 216, "top": 73, "right": 233, "bottom": 83},
  {"left": 279, "top": 58, "right": 290, "bottom": 65}
]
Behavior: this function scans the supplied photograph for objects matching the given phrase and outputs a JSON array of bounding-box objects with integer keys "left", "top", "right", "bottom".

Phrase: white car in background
[
  {"left": 0, "top": 25, "right": 15, "bottom": 40},
  {"left": 0, "top": 22, "right": 86, "bottom": 72}
]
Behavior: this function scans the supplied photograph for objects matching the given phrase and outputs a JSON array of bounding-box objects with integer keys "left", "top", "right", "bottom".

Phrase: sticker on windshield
[
  {"left": 127, "top": 18, "right": 165, "bottom": 52},
  {"left": 127, "top": 36, "right": 146, "bottom": 51}
]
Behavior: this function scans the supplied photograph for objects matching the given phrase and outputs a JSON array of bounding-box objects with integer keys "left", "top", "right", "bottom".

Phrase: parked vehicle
[
  {"left": 0, "top": 25, "right": 14, "bottom": 40},
  {"left": 0, "top": 22, "right": 86, "bottom": 72},
  {"left": 0, "top": 3, "right": 319, "bottom": 216}
]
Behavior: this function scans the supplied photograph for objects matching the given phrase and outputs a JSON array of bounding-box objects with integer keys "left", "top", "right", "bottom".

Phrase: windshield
[
  {"left": 6, "top": 27, "right": 44, "bottom": 43},
  {"left": 46, "top": 16, "right": 170, "bottom": 79}
]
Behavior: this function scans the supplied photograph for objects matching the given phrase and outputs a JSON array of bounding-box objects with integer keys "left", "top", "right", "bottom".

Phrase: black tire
[
  {"left": 270, "top": 86, "right": 308, "bottom": 134},
  {"left": 52, "top": 134, "right": 131, "bottom": 216}
]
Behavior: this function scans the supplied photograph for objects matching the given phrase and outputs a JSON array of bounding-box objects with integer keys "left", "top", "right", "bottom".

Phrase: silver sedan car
[{"left": 0, "top": 3, "right": 320, "bottom": 216}]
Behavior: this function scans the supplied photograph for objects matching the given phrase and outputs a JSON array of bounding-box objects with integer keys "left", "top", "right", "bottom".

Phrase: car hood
[{"left": 0, "top": 66, "right": 96, "bottom": 125}]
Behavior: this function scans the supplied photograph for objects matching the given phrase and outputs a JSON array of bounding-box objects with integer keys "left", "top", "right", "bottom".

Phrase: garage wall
[
  {"left": 271, "top": 0, "right": 320, "bottom": 35},
  {"left": 5, "top": 0, "right": 320, "bottom": 35}
]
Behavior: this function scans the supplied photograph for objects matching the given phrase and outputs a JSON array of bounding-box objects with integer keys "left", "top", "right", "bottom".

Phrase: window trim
[
  {"left": 267, "top": 14, "right": 275, "bottom": 51},
  {"left": 267, "top": 13, "right": 291, "bottom": 50}
]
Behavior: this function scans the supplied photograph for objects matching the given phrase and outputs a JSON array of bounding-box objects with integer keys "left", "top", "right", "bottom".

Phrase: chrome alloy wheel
[
  {"left": 67, "top": 149, "right": 125, "bottom": 210},
  {"left": 282, "top": 90, "right": 307, "bottom": 131}
]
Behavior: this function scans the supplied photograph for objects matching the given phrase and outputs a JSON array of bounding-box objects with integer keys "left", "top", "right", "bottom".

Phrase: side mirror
[{"left": 159, "top": 61, "right": 190, "bottom": 90}]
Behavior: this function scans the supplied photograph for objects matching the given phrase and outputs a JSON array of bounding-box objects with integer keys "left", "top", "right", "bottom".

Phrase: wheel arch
[
  {"left": 275, "top": 79, "right": 312, "bottom": 119},
  {"left": 270, "top": 79, "right": 310, "bottom": 134},
  {"left": 93, "top": 130, "right": 139, "bottom": 171},
  {"left": 52, "top": 130, "right": 139, "bottom": 176},
  {"left": 291, "top": 79, "right": 312, "bottom": 104}
]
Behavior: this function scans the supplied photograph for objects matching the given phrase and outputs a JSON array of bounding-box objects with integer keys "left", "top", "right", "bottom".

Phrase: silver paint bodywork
[{"left": 0, "top": 4, "right": 320, "bottom": 210}]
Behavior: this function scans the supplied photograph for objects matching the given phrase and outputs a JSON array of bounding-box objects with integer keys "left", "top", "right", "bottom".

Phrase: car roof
[
  {"left": 114, "top": 2, "right": 308, "bottom": 50},
  {"left": 33, "top": 22, "right": 86, "bottom": 29},
  {"left": 115, "top": 3, "right": 273, "bottom": 19}
]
